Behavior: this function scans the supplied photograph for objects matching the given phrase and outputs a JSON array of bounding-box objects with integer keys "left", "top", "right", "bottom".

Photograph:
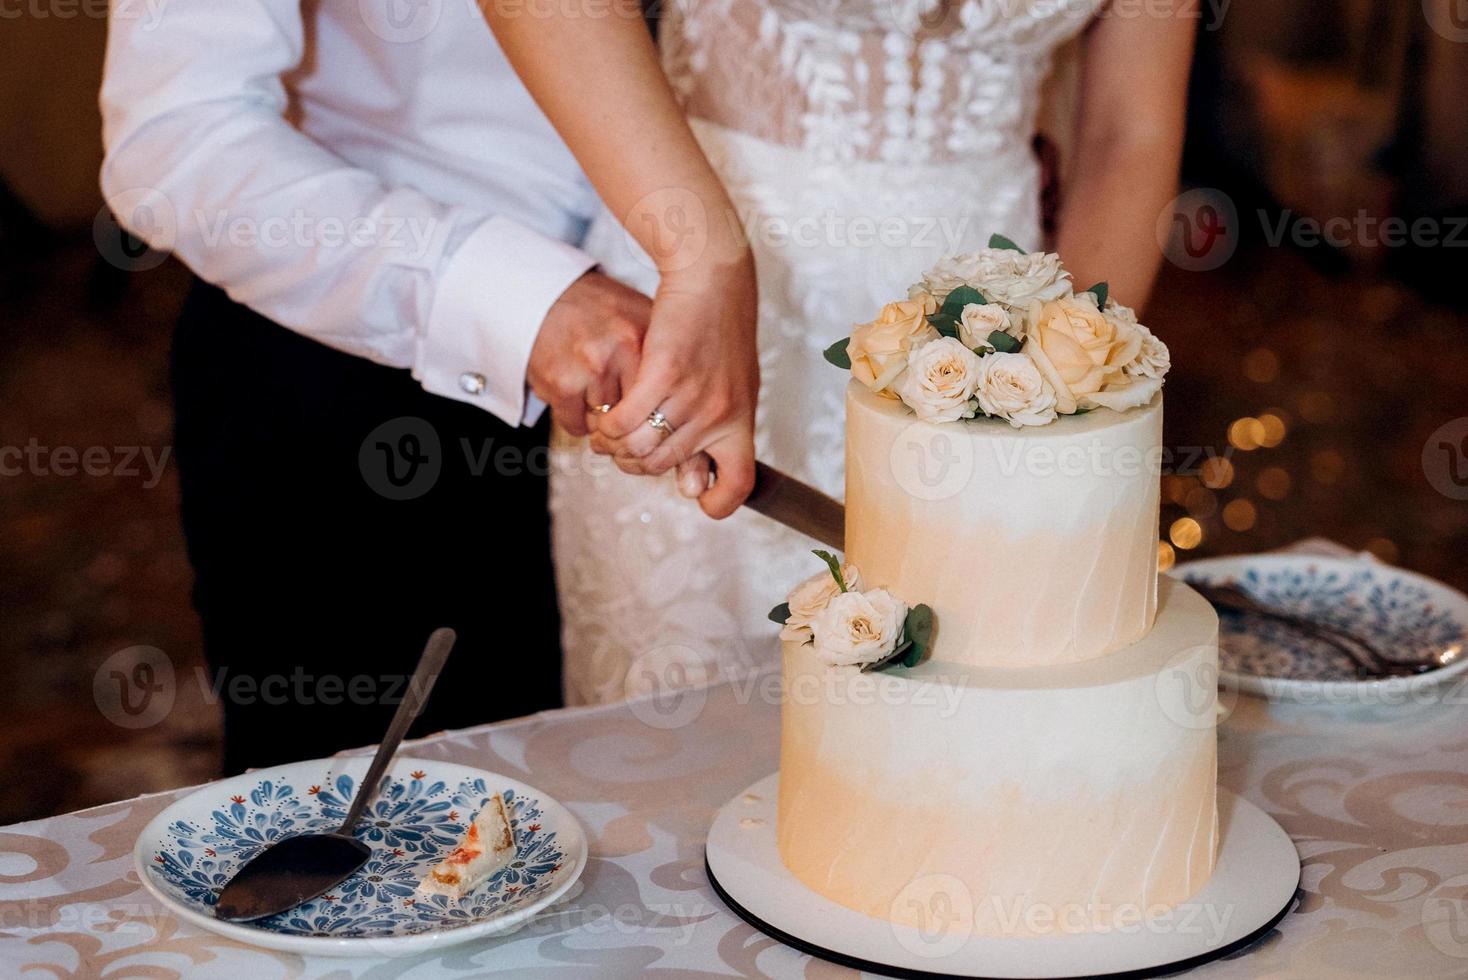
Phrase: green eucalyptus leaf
[
  {"left": 768, "top": 602, "right": 791, "bottom": 625},
  {"left": 811, "top": 549, "right": 848, "bottom": 592},
  {"left": 989, "top": 233, "right": 1025, "bottom": 253},
  {"left": 903, "top": 604, "right": 935, "bottom": 666},
  {"left": 939, "top": 285, "right": 988, "bottom": 319},
  {"left": 927, "top": 313, "right": 960, "bottom": 338},
  {"left": 823, "top": 336, "right": 852, "bottom": 369},
  {"left": 986, "top": 330, "right": 1021, "bottom": 354}
]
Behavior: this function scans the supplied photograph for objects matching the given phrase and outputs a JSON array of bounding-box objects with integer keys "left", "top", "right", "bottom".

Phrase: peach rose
[
  {"left": 1023, "top": 296, "right": 1142, "bottom": 413},
  {"left": 848, "top": 294, "right": 941, "bottom": 396}
]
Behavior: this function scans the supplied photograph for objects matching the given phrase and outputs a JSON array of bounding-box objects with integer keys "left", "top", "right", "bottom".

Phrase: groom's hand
[{"left": 528, "top": 271, "right": 651, "bottom": 437}]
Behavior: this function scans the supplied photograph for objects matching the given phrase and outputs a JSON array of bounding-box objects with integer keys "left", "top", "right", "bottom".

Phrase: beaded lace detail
[{"left": 662, "top": 0, "right": 1100, "bottom": 163}]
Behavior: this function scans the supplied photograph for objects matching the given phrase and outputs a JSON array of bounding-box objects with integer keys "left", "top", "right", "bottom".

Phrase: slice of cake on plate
[{"left": 417, "top": 794, "right": 516, "bottom": 898}]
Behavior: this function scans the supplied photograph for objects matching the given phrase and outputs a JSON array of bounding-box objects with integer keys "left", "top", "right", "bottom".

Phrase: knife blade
[{"left": 743, "top": 461, "right": 845, "bottom": 550}]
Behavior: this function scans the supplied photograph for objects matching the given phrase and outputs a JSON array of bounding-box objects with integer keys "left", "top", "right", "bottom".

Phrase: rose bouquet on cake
[
  {"left": 770, "top": 551, "right": 934, "bottom": 673},
  {"left": 823, "top": 234, "right": 1170, "bottom": 427}
]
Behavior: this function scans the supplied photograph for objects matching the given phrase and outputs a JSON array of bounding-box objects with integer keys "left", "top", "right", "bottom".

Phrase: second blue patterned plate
[
  {"left": 134, "top": 756, "right": 586, "bottom": 957},
  {"left": 1171, "top": 554, "right": 1468, "bottom": 700}
]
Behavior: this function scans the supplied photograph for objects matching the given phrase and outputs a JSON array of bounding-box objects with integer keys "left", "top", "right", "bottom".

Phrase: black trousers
[{"left": 171, "top": 282, "right": 562, "bottom": 774}]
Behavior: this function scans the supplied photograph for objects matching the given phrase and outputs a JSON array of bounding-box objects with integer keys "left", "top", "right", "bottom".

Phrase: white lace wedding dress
[{"left": 551, "top": 0, "right": 1103, "bottom": 705}]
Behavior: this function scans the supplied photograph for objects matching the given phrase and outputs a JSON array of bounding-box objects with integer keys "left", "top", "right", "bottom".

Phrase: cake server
[
  {"left": 213, "top": 627, "right": 457, "bottom": 922},
  {"left": 744, "top": 461, "right": 845, "bottom": 550}
]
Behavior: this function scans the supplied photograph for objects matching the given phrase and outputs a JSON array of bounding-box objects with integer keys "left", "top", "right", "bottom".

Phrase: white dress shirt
[{"left": 99, "top": 0, "right": 600, "bottom": 425}]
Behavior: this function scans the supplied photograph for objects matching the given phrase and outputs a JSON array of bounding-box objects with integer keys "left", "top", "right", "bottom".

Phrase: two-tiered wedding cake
[{"left": 771, "top": 241, "right": 1219, "bottom": 937}]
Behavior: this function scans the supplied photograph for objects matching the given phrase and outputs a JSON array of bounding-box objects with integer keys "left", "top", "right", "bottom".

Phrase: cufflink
[{"left": 459, "top": 372, "right": 486, "bottom": 395}]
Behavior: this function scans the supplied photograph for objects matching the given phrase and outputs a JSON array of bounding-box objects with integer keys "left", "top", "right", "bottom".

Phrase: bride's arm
[
  {"left": 481, "top": 3, "right": 758, "bottom": 518},
  {"left": 1054, "top": 2, "right": 1197, "bottom": 313}
]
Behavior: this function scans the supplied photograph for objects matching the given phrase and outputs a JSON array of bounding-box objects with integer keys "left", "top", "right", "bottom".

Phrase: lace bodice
[{"left": 662, "top": 0, "right": 1101, "bottom": 164}]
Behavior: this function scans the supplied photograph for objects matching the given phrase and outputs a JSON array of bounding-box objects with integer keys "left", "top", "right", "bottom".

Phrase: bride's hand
[{"left": 591, "top": 251, "right": 759, "bottom": 519}]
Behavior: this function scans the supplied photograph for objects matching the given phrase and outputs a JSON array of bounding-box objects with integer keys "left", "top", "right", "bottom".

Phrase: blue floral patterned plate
[
  {"left": 1171, "top": 555, "right": 1468, "bottom": 699},
  {"left": 133, "top": 757, "right": 587, "bottom": 957}
]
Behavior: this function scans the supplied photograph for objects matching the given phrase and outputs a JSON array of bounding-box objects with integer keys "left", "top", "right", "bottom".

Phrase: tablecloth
[{"left": 2, "top": 543, "right": 1466, "bottom": 978}]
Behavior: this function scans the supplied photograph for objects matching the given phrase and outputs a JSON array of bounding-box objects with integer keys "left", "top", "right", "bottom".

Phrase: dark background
[{"left": 2, "top": 1, "right": 1466, "bottom": 823}]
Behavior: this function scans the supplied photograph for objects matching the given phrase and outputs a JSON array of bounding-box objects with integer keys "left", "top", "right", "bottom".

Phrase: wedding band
[
  {"left": 591, "top": 403, "right": 612, "bottom": 414},
  {"left": 647, "top": 409, "right": 674, "bottom": 435}
]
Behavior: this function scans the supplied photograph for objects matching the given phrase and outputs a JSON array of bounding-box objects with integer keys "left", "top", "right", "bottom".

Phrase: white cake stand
[{"left": 705, "top": 774, "right": 1299, "bottom": 979}]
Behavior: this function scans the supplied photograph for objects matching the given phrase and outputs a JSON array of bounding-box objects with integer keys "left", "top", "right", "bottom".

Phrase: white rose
[
  {"left": 973, "top": 248, "right": 1072, "bottom": 308},
  {"left": 1123, "top": 322, "right": 1170, "bottom": 381},
  {"left": 957, "top": 303, "right": 1011, "bottom": 350},
  {"left": 895, "top": 336, "right": 981, "bottom": 423},
  {"left": 1103, "top": 300, "right": 1139, "bottom": 328},
  {"left": 811, "top": 589, "right": 907, "bottom": 668},
  {"left": 919, "top": 253, "right": 986, "bottom": 301},
  {"left": 975, "top": 352, "right": 1059, "bottom": 428},
  {"left": 921, "top": 248, "right": 1071, "bottom": 308},
  {"left": 779, "top": 564, "right": 861, "bottom": 643}
]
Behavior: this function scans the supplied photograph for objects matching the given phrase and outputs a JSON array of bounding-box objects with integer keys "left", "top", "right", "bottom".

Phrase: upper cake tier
[{"left": 845, "top": 380, "right": 1162, "bottom": 668}]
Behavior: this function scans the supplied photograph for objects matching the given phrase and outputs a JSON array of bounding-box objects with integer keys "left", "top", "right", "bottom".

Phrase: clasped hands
[{"left": 526, "top": 256, "right": 759, "bottom": 519}]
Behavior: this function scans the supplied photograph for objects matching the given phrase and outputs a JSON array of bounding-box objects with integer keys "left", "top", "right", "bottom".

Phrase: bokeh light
[
  {"left": 1256, "top": 467, "right": 1292, "bottom": 500},
  {"left": 1185, "top": 486, "right": 1218, "bottom": 518},
  {"left": 1228, "top": 418, "right": 1266, "bottom": 451},
  {"left": 1222, "top": 498, "right": 1257, "bottom": 531},
  {"left": 1157, "top": 540, "right": 1176, "bottom": 572},
  {"left": 1257, "top": 413, "right": 1287, "bottom": 447},
  {"left": 1199, "top": 456, "right": 1234, "bottom": 489},
  {"left": 1169, "top": 517, "right": 1204, "bottom": 550},
  {"left": 1242, "top": 348, "right": 1280, "bottom": 383}
]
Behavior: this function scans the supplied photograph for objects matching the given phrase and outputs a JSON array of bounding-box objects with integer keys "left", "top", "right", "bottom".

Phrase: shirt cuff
[{"left": 415, "top": 215, "right": 596, "bottom": 426}]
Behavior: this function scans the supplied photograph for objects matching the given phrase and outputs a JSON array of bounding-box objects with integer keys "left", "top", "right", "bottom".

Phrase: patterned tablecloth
[{"left": 2, "top": 544, "right": 1467, "bottom": 979}]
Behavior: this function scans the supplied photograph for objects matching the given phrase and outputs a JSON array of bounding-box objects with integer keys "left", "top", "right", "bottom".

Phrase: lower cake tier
[{"left": 776, "top": 577, "right": 1220, "bottom": 938}]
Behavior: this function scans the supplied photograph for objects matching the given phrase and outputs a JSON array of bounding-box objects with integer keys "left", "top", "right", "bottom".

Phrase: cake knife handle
[{"left": 741, "top": 461, "right": 846, "bottom": 551}]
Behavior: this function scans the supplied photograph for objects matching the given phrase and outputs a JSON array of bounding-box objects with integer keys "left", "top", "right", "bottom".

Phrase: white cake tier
[
  {"left": 777, "top": 577, "right": 1219, "bottom": 937},
  {"left": 845, "top": 380, "right": 1163, "bottom": 668}
]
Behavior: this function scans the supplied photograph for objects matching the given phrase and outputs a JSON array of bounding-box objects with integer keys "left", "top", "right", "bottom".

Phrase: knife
[{"left": 743, "top": 461, "right": 845, "bottom": 550}]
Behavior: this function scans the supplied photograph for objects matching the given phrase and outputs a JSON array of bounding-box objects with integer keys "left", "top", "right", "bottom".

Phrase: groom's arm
[{"left": 99, "top": 0, "right": 597, "bottom": 427}]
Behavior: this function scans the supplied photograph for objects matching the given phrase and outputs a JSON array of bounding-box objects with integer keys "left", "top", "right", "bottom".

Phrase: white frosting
[
  {"left": 845, "top": 381, "right": 1163, "bottom": 668},
  {"left": 777, "top": 577, "right": 1219, "bottom": 936}
]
